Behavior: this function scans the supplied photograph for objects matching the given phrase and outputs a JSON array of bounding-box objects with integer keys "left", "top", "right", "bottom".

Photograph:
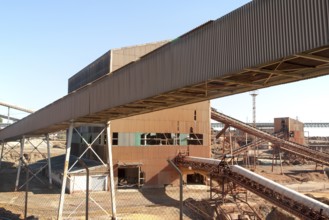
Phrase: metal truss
[
  {"left": 0, "top": 140, "right": 21, "bottom": 168},
  {"left": 14, "top": 135, "right": 52, "bottom": 191},
  {"left": 211, "top": 110, "right": 329, "bottom": 166},
  {"left": 175, "top": 154, "right": 329, "bottom": 220},
  {"left": 58, "top": 122, "right": 116, "bottom": 220}
]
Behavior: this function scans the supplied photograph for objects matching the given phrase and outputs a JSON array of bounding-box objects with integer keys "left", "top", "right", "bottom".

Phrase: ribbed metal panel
[
  {"left": 1, "top": 0, "right": 329, "bottom": 141},
  {"left": 68, "top": 52, "right": 111, "bottom": 93},
  {"left": 91, "top": 0, "right": 329, "bottom": 112}
]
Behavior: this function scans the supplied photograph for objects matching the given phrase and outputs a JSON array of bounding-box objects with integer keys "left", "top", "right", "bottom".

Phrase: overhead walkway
[
  {"left": 175, "top": 155, "right": 329, "bottom": 219},
  {"left": 211, "top": 110, "right": 329, "bottom": 166},
  {"left": 1, "top": 0, "right": 329, "bottom": 141}
]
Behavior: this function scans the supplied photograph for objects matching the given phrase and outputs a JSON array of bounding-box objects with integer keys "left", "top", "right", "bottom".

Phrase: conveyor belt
[
  {"left": 231, "top": 132, "right": 283, "bottom": 156},
  {"left": 211, "top": 110, "right": 329, "bottom": 166},
  {"left": 175, "top": 156, "right": 329, "bottom": 219}
]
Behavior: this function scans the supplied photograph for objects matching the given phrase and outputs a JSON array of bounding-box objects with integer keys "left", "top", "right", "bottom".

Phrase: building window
[
  {"left": 112, "top": 132, "right": 203, "bottom": 146},
  {"left": 187, "top": 133, "right": 203, "bottom": 145}
]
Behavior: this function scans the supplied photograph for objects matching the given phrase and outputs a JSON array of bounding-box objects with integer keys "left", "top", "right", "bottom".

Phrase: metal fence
[
  {"left": 4, "top": 166, "right": 327, "bottom": 219},
  {"left": 0, "top": 165, "right": 214, "bottom": 219}
]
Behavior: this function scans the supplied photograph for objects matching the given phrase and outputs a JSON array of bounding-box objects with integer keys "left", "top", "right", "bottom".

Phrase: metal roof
[{"left": 1, "top": 0, "right": 329, "bottom": 141}]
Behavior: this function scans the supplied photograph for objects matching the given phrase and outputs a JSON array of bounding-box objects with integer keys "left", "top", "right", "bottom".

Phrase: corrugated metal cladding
[
  {"left": 68, "top": 41, "right": 169, "bottom": 93},
  {"left": 1, "top": 0, "right": 329, "bottom": 141},
  {"left": 68, "top": 52, "right": 111, "bottom": 93},
  {"left": 274, "top": 117, "right": 305, "bottom": 145},
  {"left": 111, "top": 41, "right": 169, "bottom": 72},
  {"left": 90, "top": 0, "right": 329, "bottom": 112}
]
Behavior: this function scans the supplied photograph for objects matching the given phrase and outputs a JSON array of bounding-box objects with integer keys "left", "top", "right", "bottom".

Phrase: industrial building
[{"left": 64, "top": 41, "right": 211, "bottom": 190}]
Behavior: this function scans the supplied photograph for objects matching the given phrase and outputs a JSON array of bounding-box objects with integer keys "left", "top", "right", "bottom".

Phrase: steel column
[
  {"left": 15, "top": 136, "right": 25, "bottom": 191},
  {"left": 0, "top": 141, "right": 4, "bottom": 168},
  {"left": 168, "top": 159, "right": 183, "bottom": 220},
  {"left": 46, "top": 134, "right": 53, "bottom": 188},
  {"left": 279, "top": 147, "right": 283, "bottom": 175},
  {"left": 58, "top": 123, "right": 74, "bottom": 220},
  {"left": 78, "top": 159, "right": 89, "bottom": 220},
  {"left": 106, "top": 121, "right": 117, "bottom": 220},
  {"left": 7, "top": 107, "right": 10, "bottom": 123}
]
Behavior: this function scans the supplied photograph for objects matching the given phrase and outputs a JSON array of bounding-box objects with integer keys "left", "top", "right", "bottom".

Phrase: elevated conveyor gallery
[
  {"left": 1, "top": 1, "right": 329, "bottom": 219},
  {"left": 211, "top": 110, "right": 329, "bottom": 166},
  {"left": 175, "top": 156, "right": 329, "bottom": 220},
  {"left": 1, "top": 0, "right": 329, "bottom": 141}
]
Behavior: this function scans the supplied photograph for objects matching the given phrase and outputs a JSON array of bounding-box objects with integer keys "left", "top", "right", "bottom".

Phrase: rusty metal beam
[{"left": 211, "top": 110, "right": 329, "bottom": 166}]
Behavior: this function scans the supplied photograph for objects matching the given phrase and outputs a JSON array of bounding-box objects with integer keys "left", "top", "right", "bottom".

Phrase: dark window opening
[
  {"left": 140, "top": 133, "right": 180, "bottom": 145},
  {"left": 187, "top": 173, "right": 205, "bottom": 185},
  {"left": 112, "top": 132, "right": 118, "bottom": 145},
  {"left": 188, "top": 133, "right": 203, "bottom": 145},
  {"left": 118, "top": 167, "right": 139, "bottom": 188}
]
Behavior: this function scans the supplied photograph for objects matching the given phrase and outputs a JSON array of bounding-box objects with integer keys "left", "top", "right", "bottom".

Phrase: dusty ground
[
  {"left": 1, "top": 163, "right": 328, "bottom": 219},
  {"left": 0, "top": 143, "right": 329, "bottom": 219}
]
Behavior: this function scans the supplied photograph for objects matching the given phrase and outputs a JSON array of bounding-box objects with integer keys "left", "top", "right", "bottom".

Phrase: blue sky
[{"left": 1, "top": 0, "right": 329, "bottom": 131}]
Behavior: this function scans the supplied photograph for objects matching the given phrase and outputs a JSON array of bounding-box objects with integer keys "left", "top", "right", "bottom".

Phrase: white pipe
[
  {"left": 46, "top": 134, "right": 53, "bottom": 187},
  {"left": 58, "top": 123, "right": 73, "bottom": 219},
  {"left": 183, "top": 156, "right": 329, "bottom": 217},
  {"left": 106, "top": 121, "right": 117, "bottom": 220},
  {"left": 231, "top": 165, "right": 329, "bottom": 216}
]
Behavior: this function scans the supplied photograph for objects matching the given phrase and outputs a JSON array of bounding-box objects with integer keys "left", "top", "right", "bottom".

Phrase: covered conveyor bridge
[
  {"left": 1, "top": 0, "right": 329, "bottom": 141},
  {"left": 211, "top": 110, "right": 329, "bottom": 166},
  {"left": 175, "top": 155, "right": 329, "bottom": 219}
]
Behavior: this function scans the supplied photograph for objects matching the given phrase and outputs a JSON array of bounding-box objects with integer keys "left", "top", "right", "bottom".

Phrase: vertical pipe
[
  {"left": 46, "top": 134, "right": 53, "bottom": 188},
  {"left": 78, "top": 159, "right": 89, "bottom": 220},
  {"left": 106, "top": 121, "right": 117, "bottom": 220},
  {"left": 24, "top": 159, "right": 29, "bottom": 219},
  {"left": 229, "top": 127, "right": 233, "bottom": 165},
  {"left": 15, "top": 136, "right": 25, "bottom": 191},
  {"left": 221, "top": 177, "right": 225, "bottom": 204},
  {"left": 58, "top": 123, "right": 74, "bottom": 220},
  {"left": 7, "top": 107, "right": 10, "bottom": 123},
  {"left": 271, "top": 149, "right": 274, "bottom": 173},
  {"left": 167, "top": 159, "right": 183, "bottom": 220},
  {"left": 0, "top": 141, "right": 4, "bottom": 169},
  {"left": 210, "top": 175, "right": 212, "bottom": 199},
  {"left": 279, "top": 147, "right": 283, "bottom": 175},
  {"left": 138, "top": 165, "right": 141, "bottom": 188}
]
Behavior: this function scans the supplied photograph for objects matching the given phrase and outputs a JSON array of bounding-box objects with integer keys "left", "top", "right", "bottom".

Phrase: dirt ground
[
  {"left": 1, "top": 163, "right": 328, "bottom": 219},
  {"left": 1, "top": 143, "right": 329, "bottom": 219}
]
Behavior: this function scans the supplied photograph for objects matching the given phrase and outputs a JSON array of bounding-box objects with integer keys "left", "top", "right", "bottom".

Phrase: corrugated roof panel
[{"left": 1, "top": 0, "right": 329, "bottom": 141}]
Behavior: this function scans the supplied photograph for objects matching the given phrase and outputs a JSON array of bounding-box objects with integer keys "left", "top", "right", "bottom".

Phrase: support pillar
[
  {"left": 7, "top": 107, "right": 10, "bottom": 123},
  {"left": 106, "top": 121, "right": 117, "bottom": 220},
  {"left": 58, "top": 123, "right": 74, "bottom": 220},
  {"left": 210, "top": 175, "right": 213, "bottom": 199},
  {"left": 271, "top": 149, "right": 274, "bottom": 173},
  {"left": 15, "top": 136, "right": 25, "bottom": 191},
  {"left": 168, "top": 159, "right": 183, "bottom": 220},
  {"left": 0, "top": 141, "right": 4, "bottom": 169},
  {"left": 46, "top": 134, "right": 53, "bottom": 188},
  {"left": 222, "top": 177, "right": 225, "bottom": 204},
  {"left": 279, "top": 147, "right": 283, "bottom": 175}
]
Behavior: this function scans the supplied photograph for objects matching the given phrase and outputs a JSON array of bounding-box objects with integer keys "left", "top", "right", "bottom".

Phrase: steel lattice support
[
  {"left": 14, "top": 135, "right": 53, "bottom": 191},
  {"left": 0, "top": 140, "right": 21, "bottom": 169},
  {"left": 175, "top": 155, "right": 329, "bottom": 220},
  {"left": 57, "top": 122, "right": 117, "bottom": 220},
  {"left": 211, "top": 110, "right": 329, "bottom": 166}
]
